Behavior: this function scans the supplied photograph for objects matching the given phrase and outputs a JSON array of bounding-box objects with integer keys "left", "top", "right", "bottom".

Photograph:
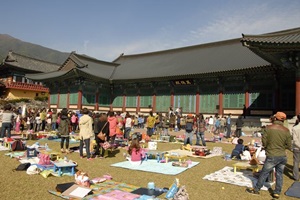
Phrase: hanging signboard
[{"left": 172, "top": 79, "right": 194, "bottom": 86}]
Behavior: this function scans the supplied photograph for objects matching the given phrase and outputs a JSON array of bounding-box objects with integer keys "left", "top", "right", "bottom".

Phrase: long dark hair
[{"left": 128, "top": 138, "right": 140, "bottom": 155}]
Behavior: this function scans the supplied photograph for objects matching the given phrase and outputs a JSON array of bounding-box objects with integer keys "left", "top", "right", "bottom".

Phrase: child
[
  {"left": 240, "top": 145, "right": 251, "bottom": 161},
  {"left": 126, "top": 138, "right": 144, "bottom": 165},
  {"left": 231, "top": 138, "right": 244, "bottom": 159}
]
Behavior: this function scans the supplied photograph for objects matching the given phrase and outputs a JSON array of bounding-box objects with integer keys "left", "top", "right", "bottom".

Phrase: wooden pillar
[
  {"left": 296, "top": 69, "right": 300, "bottom": 115},
  {"left": 171, "top": 92, "right": 174, "bottom": 108},
  {"left": 95, "top": 91, "right": 99, "bottom": 111},
  {"left": 67, "top": 91, "right": 70, "bottom": 109},
  {"left": 122, "top": 95, "right": 126, "bottom": 112},
  {"left": 245, "top": 91, "right": 249, "bottom": 108},
  {"left": 152, "top": 94, "right": 156, "bottom": 113},
  {"left": 78, "top": 89, "right": 82, "bottom": 111},
  {"left": 48, "top": 92, "right": 51, "bottom": 109},
  {"left": 196, "top": 92, "right": 200, "bottom": 114},
  {"left": 137, "top": 94, "right": 141, "bottom": 113},
  {"left": 218, "top": 91, "right": 223, "bottom": 115},
  {"left": 57, "top": 91, "right": 60, "bottom": 109}
]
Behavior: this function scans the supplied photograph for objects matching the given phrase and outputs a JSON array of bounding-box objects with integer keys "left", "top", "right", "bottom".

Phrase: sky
[{"left": 1, "top": 0, "right": 300, "bottom": 62}]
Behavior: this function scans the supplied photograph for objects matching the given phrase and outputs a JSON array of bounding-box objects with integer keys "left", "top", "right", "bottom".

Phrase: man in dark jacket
[
  {"left": 246, "top": 112, "right": 291, "bottom": 199},
  {"left": 235, "top": 116, "right": 244, "bottom": 138}
]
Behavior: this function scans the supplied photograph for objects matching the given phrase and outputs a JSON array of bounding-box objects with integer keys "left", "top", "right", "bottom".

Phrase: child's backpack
[
  {"left": 14, "top": 163, "right": 31, "bottom": 171},
  {"left": 38, "top": 153, "right": 51, "bottom": 165},
  {"left": 11, "top": 140, "right": 26, "bottom": 151},
  {"left": 185, "top": 122, "right": 193, "bottom": 132}
]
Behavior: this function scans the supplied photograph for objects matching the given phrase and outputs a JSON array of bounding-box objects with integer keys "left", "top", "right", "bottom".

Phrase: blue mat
[
  {"left": 285, "top": 181, "right": 300, "bottom": 198},
  {"left": 111, "top": 160, "right": 199, "bottom": 175}
]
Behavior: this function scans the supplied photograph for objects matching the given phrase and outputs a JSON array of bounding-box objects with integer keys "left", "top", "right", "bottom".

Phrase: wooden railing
[{"left": 6, "top": 82, "right": 49, "bottom": 92}]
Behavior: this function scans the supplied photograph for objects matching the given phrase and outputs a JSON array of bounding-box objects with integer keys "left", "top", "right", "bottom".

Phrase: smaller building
[{"left": 0, "top": 51, "right": 60, "bottom": 100}]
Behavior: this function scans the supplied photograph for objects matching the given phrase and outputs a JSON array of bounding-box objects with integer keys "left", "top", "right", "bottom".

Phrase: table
[
  {"left": 232, "top": 162, "right": 259, "bottom": 174},
  {"left": 164, "top": 153, "right": 187, "bottom": 163},
  {"left": 39, "top": 150, "right": 61, "bottom": 161},
  {"left": 52, "top": 160, "right": 77, "bottom": 176}
]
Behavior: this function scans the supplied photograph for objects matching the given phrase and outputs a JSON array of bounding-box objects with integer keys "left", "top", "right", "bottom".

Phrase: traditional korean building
[
  {"left": 0, "top": 51, "right": 60, "bottom": 100},
  {"left": 25, "top": 27, "right": 300, "bottom": 116}
]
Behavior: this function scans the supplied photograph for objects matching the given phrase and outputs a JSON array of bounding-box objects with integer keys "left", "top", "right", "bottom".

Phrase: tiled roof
[
  {"left": 26, "top": 52, "right": 118, "bottom": 80},
  {"left": 241, "top": 27, "right": 300, "bottom": 44},
  {"left": 112, "top": 38, "right": 270, "bottom": 80},
  {"left": 3, "top": 51, "right": 60, "bottom": 72}
]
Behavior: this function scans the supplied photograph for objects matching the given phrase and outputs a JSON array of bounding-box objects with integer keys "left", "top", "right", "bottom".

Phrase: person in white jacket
[
  {"left": 79, "top": 108, "right": 94, "bottom": 160},
  {"left": 292, "top": 114, "right": 300, "bottom": 181}
]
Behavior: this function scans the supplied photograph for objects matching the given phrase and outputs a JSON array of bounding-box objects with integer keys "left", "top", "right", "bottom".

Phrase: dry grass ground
[{"left": 0, "top": 131, "right": 298, "bottom": 200}]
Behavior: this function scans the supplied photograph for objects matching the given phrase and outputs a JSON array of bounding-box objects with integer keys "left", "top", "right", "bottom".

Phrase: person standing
[
  {"left": 59, "top": 108, "right": 70, "bottom": 153},
  {"left": 95, "top": 113, "right": 110, "bottom": 159},
  {"left": 246, "top": 112, "right": 291, "bottom": 199},
  {"left": 291, "top": 114, "right": 300, "bottom": 181},
  {"left": 79, "top": 108, "right": 94, "bottom": 160},
  {"left": 146, "top": 111, "right": 155, "bottom": 137},
  {"left": 235, "top": 116, "right": 244, "bottom": 138},
  {"left": 0, "top": 104, "right": 17, "bottom": 138},
  {"left": 196, "top": 114, "right": 206, "bottom": 146},
  {"left": 107, "top": 111, "right": 117, "bottom": 145},
  {"left": 226, "top": 114, "right": 231, "bottom": 138}
]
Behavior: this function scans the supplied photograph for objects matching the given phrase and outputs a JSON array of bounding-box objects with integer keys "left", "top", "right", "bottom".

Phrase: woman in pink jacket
[{"left": 107, "top": 111, "right": 118, "bottom": 145}]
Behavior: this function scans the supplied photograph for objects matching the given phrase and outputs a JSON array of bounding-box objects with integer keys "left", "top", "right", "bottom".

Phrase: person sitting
[
  {"left": 126, "top": 137, "right": 145, "bottom": 165},
  {"left": 240, "top": 145, "right": 251, "bottom": 161},
  {"left": 231, "top": 138, "right": 244, "bottom": 159}
]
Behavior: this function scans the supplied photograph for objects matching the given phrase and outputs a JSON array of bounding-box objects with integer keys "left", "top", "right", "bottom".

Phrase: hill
[{"left": 0, "top": 34, "right": 69, "bottom": 65}]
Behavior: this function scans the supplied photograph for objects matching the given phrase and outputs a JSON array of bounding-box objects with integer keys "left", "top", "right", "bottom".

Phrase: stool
[
  {"left": 232, "top": 162, "right": 259, "bottom": 174},
  {"left": 39, "top": 150, "right": 61, "bottom": 161},
  {"left": 165, "top": 154, "right": 187, "bottom": 163}
]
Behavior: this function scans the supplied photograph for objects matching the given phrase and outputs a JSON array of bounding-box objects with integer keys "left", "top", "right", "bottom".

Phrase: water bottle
[
  {"left": 157, "top": 153, "right": 160, "bottom": 163},
  {"left": 145, "top": 153, "right": 148, "bottom": 161}
]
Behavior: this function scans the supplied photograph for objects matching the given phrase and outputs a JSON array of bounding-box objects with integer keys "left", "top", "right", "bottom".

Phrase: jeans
[
  {"left": 293, "top": 149, "right": 300, "bottom": 181},
  {"left": 80, "top": 138, "right": 91, "bottom": 158},
  {"left": 61, "top": 136, "right": 70, "bottom": 149},
  {"left": 184, "top": 131, "right": 193, "bottom": 145},
  {"left": 124, "top": 127, "right": 131, "bottom": 139},
  {"left": 226, "top": 124, "right": 231, "bottom": 138},
  {"left": 254, "top": 156, "right": 287, "bottom": 194},
  {"left": 147, "top": 127, "right": 154, "bottom": 136},
  {"left": 1, "top": 122, "right": 12, "bottom": 138},
  {"left": 196, "top": 131, "right": 206, "bottom": 146}
]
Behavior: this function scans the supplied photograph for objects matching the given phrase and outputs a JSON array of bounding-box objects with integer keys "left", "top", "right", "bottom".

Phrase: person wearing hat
[{"left": 246, "top": 112, "right": 291, "bottom": 199}]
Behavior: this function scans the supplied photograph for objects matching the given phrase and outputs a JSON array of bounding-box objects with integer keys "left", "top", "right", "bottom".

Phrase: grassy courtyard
[{"left": 0, "top": 134, "right": 297, "bottom": 200}]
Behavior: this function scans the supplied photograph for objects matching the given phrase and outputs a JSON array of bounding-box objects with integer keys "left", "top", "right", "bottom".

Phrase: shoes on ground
[
  {"left": 272, "top": 193, "right": 280, "bottom": 199},
  {"left": 87, "top": 158, "right": 93, "bottom": 161},
  {"left": 61, "top": 148, "right": 65, "bottom": 153},
  {"left": 245, "top": 188, "right": 260, "bottom": 195}
]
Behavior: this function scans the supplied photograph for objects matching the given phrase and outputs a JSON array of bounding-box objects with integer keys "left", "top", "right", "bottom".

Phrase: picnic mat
[
  {"left": 0, "top": 146, "right": 10, "bottom": 151},
  {"left": 285, "top": 181, "right": 300, "bottom": 198},
  {"left": 48, "top": 180, "right": 140, "bottom": 199},
  {"left": 111, "top": 159, "right": 199, "bottom": 175},
  {"left": 39, "top": 138, "right": 79, "bottom": 144},
  {"left": 203, "top": 166, "right": 273, "bottom": 190},
  {"left": 168, "top": 149, "right": 222, "bottom": 159}
]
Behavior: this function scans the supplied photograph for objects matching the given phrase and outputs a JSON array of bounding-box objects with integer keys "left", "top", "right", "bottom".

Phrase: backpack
[
  {"left": 38, "top": 153, "right": 51, "bottom": 165},
  {"left": 14, "top": 163, "right": 31, "bottom": 171},
  {"left": 185, "top": 122, "right": 193, "bottom": 132},
  {"left": 11, "top": 140, "right": 26, "bottom": 151}
]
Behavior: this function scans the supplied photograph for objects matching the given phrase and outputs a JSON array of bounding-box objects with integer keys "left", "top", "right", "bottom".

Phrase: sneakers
[
  {"left": 272, "top": 193, "right": 280, "bottom": 199},
  {"left": 245, "top": 188, "right": 260, "bottom": 195},
  {"left": 87, "top": 158, "right": 93, "bottom": 161},
  {"left": 61, "top": 148, "right": 65, "bottom": 153},
  {"left": 66, "top": 149, "right": 70, "bottom": 154}
]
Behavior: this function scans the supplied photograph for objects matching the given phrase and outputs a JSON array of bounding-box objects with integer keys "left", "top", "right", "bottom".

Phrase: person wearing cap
[{"left": 246, "top": 112, "right": 291, "bottom": 199}]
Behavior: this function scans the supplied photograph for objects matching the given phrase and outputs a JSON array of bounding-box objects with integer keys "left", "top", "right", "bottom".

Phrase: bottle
[{"left": 157, "top": 153, "right": 160, "bottom": 163}]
